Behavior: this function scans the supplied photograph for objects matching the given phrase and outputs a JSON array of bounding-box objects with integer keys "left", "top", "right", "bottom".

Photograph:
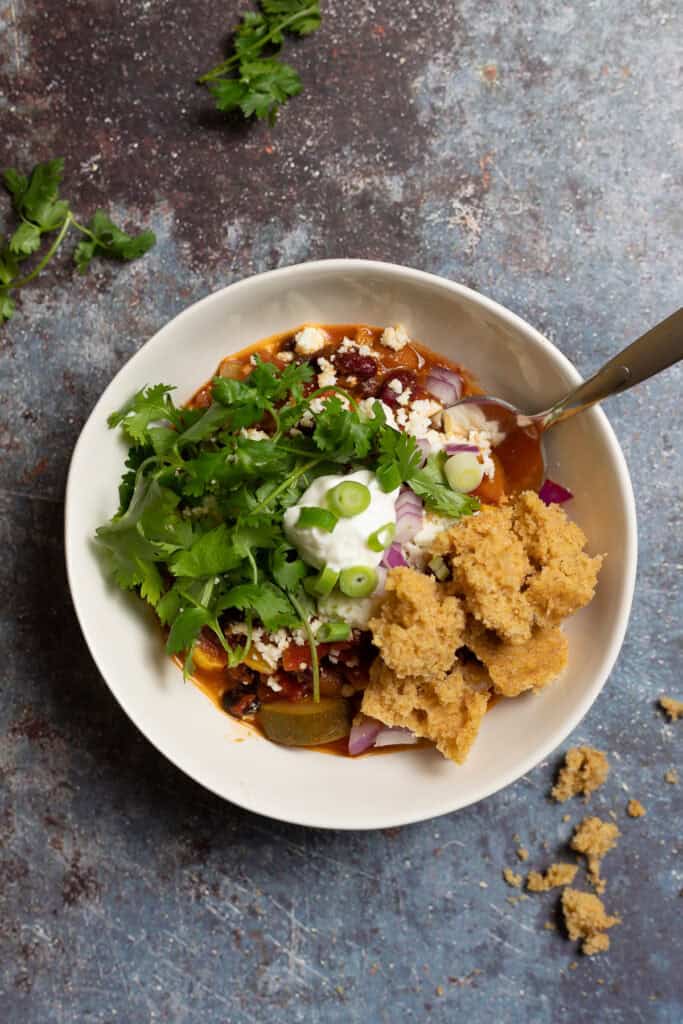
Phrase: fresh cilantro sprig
[
  {"left": 198, "top": 0, "right": 322, "bottom": 123},
  {"left": 0, "top": 158, "right": 156, "bottom": 323},
  {"left": 97, "top": 356, "right": 479, "bottom": 682}
]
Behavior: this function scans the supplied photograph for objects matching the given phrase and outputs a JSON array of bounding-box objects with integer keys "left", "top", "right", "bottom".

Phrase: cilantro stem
[
  {"left": 198, "top": 5, "right": 319, "bottom": 82},
  {"left": 249, "top": 455, "right": 325, "bottom": 516},
  {"left": 11, "top": 211, "right": 73, "bottom": 289},
  {"left": 289, "top": 591, "right": 320, "bottom": 703}
]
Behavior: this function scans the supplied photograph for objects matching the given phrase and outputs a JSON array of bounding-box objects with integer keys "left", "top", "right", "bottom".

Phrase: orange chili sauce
[{"left": 180, "top": 323, "right": 539, "bottom": 755}]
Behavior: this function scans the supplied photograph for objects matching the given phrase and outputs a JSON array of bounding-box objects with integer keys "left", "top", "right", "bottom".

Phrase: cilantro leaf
[
  {"left": 75, "top": 210, "right": 156, "bottom": 272},
  {"left": 217, "top": 582, "right": 300, "bottom": 631},
  {"left": 199, "top": 0, "right": 321, "bottom": 124},
  {"left": 166, "top": 607, "right": 214, "bottom": 656},
  {"left": 108, "top": 384, "right": 180, "bottom": 443},
  {"left": 0, "top": 291, "right": 15, "bottom": 322},
  {"left": 170, "top": 523, "right": 243, "bottom": 578},
  {"left": 9, "top": 222, "right": 42, "bottom": 257},
  {"left": 376, "top": 428, "right": 422, "bottom": 492},
  {"left": 313, "top": 397, "right": 377, "bottom": 461},
  {"left": 271, "top": 544, "right": 308, "bottom": 591},
  {"left": 261, "top": 0, "right": 321, "bottom": 34},
  {"left": 11, "top": 158, "right": 64, "bottom": 226},
  {"left": 407, "top": 471, "right": 480, "bottom": 519}
]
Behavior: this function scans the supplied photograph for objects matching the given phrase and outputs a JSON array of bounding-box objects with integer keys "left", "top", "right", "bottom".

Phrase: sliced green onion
[
  {"left": 316, "top": 621, "right": 352, "bottom": 643},
  {"left": 339, "top": 565, "right": 378, "bottom": 598},
  {"left": 297, "top": 506, "right": 338, "bottom": 532},
  {"left": 304, "top": 565, "right": 340, "bottom": 598},
  {"left": 326, "top": 480, "right": 371, "bottom": 518},
  {"left": 428, "top": 555, "right": 449, "bottom": 581},
  {"left": 367, "top": 521, "right": 396, "bottom": 552},
  {"left": 444, "top": 452, "right": 484, "bottom": 494}
]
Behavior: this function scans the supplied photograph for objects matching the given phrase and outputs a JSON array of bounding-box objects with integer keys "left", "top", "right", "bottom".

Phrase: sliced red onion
[
  {"left": 415, "top": 437, "right": 430, "bottom": 466},
  {"left": 425, "top": 366, "right": 463, "bottom": 405},
  {"left": 539, "top": 478, "right": 573, "bottom": 505},
  {"left": 445, "top": 443, "right": 479, "bottom": 454},
  {"left": 382, "top": 542, "right": 407, "bottom": 569},
  {"left": 394, "top": 486, "right": 423, "bottom": 543},
  {"left": 348, "top": 716, "right": 382, "bottom": 756},
  {"left": 348, "top": 718, "right": 418, "bottom": 755},
  {"left": 373, "top": 727, "right": 419, "bottom": 748}
]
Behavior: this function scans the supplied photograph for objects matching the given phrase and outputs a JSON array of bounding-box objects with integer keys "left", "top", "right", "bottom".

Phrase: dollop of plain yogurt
[{"left": 284, "top": 469, "right": 399, "bottom": 572}]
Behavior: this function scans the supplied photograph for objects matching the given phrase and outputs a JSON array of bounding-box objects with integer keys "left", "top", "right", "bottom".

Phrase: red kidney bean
[{"left": 334, "top": 352, "right": 378, "bottom": 378}]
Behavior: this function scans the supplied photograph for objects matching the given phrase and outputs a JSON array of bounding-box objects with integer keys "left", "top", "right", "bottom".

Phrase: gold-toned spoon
[{"left": 446, "top": 307, "right": 683, "bottom": 492}]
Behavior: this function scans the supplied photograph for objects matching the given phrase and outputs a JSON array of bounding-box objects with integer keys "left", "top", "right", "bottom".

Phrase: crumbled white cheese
[
  {"left": 309, "top": 397, "right": 327, "bottom": 415},
  {"left": 388, "top": 378, "right": 403, "bottom": 395},
  {"left": 240, "top": 427, "right": 270, "bottom": 441},
  {"left": 381, "top": 323, "right": 410, "bottom": 351},
  {"left": 442, "top": 403, "right": 505, "bottom": 446},
  {"left": 253, "top": 627, "right": 290, "bottom": 669},
  {"left": 339, "top": 335, "right": 373, "bottom": 357},
  {"left": 396, "top": 388, "right": 411, "bottom": 407},
  {"left": 299, "top": 409, "right": 314, "bottom": 429},
  {"left": 358, "top": 397, "right": 399, "bottom": 431},
  {"left": 403, "top": 399, "right": 442, "bottom": 439},
  {"left": 278, "top": 351, "right": 293, "bottom": 363},
  {"left": 294, "top": 325, "right": 328, "bottom": 355},
  {"left": 266, "top": 676, "right": 283, "bottom": 692},
  {"left": 317, "top": 356, "right": 337, "bottom": 389}
]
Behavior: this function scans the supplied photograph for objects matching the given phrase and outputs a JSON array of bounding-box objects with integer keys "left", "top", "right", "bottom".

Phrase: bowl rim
[{"left": 64, "top": 257, "right": 638, "bottom": 829}]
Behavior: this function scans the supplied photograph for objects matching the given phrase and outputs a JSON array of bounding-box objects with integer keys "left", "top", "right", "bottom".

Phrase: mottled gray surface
[{"left": 1, "top": 0, "right": 682, "bottom": 1020}]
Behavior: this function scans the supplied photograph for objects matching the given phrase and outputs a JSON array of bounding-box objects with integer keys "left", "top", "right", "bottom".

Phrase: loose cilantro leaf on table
[
  {"left": 0, "top": 158, "right": 156, "bottom": 323},
  {"left": 198, "top": 0, "right": 322, "bottom": 124}
]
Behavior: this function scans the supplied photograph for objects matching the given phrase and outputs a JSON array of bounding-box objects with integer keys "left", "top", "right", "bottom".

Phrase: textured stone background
[{"left": 1, "top": 1, "right": 682, "bottom": 1021}]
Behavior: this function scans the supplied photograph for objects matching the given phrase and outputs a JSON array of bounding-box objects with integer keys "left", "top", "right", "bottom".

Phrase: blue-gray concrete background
[{"left": 1, "top": 1, "right": 681, "bottom": 1020}]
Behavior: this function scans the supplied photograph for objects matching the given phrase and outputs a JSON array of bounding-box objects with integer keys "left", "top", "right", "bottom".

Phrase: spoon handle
[{"left": 541, "top": 307, "right": 683, "bottom": 429}]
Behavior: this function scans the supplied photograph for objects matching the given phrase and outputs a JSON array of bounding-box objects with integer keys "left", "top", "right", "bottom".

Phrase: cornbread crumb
[
  {"left": 562, "top": 814, "right": 571, "bottom": 823},
  {"left": 665, "top": 769, "right": 679, "bottom": 785},
  {"left": 503, "top": 867, "right": 523, "bottom": 888},
  {"left": 627, "top": 799, "right": 646, "bottom": 818},
  {"left": 369, "top": 568, "right": 465, "bottom": 680},
  {"left": 544, "top": 921, "right": 557, "bottom": 931},
  {"left": 551, "top": 746, "right": 609, "bottom": 802},
  {"left": 571, "top": 817, "right": 620, "bottom": 893},
  {"left": 527, "top": 863, "right": 578, "bottom": 892},
  {"left": 361, "top": 659, "right": 488, "bottom": 764},
  {"left": 659, "top": 695, "right": 683, "bottom": 721},
  {"left": 516, "top": 847, "right": 529, "bottom": 862},
  {"left": 561, "top": 888, "right": 620, "bottom": 955}
]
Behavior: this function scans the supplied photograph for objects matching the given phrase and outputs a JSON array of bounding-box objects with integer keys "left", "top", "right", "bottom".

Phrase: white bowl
[{"left": 65, "top": 259, "right": 637, "bottom": 830}]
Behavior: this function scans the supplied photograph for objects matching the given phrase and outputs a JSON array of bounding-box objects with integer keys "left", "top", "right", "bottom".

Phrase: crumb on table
[
  {"left": 516, "top": 846, "right": 529, "bottom": 862},
  {"left": 665, "top": 768, "right": 679, "bottom": 785},
  {"left": 527, "top": 863, "right": 578, "bottom": 892},
  {"left": 627, "top": 798, "right": 646, "bottom": 818},
  {"left": 659, "top": 695, "right": 683, "bottom": 721},
  {"left": 551, "top": 746, "right": 609, "bottom": 802},
  {"left": 561, "top": 888, "right": 621, "bottom": 955},
  {"left": 571, "top": 817, "right": 620, "bottom": 893},
  {"left": 503, "top": 867, "right": 523, "bottom": 888}
]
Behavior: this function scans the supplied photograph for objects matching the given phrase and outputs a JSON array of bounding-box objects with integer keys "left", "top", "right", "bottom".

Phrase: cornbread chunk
[
  {"left": 368, "top": 568, "right": 465, "bottom": 680},
  {"left": 627, "top": 799, "right": 646, "bottom": 818},
  {"left": 512, "top": 492, "right": 603, "bottom": 627},
  {"left": 561, "top": 889, "right": 620, "bottom": 955},
  {"left": 571, "top": 817, "right": 620, "bottom": 894},
  {"left": 432, "top": 491, "right": 602, "bottom": 644},
  {"left": 361, "top": 659, "right": 489, "bottom": 764},
  {"left": 527, "top": 863, "right": 578, "bottom": 892},
  {"left": 465, "top": 619, "right": 568, "bottom": 697},
  {"left": 659, "top": 695, "right": 683, "bottom": 721},
  {"left": 433, "top": 504, "right": 533, "bottom": 643},
  {"left": 551, "top": 746, "right": 609, "bottom": 802}
]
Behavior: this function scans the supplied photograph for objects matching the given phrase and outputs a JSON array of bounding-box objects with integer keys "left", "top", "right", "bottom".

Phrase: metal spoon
[{"left": 448, "top": 307, "right": 683, "bottom": 490}]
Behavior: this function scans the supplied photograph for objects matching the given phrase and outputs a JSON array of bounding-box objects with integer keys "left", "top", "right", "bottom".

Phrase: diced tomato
[{"left": 281, "top": 641, "right": 355, "bottom": 673}]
